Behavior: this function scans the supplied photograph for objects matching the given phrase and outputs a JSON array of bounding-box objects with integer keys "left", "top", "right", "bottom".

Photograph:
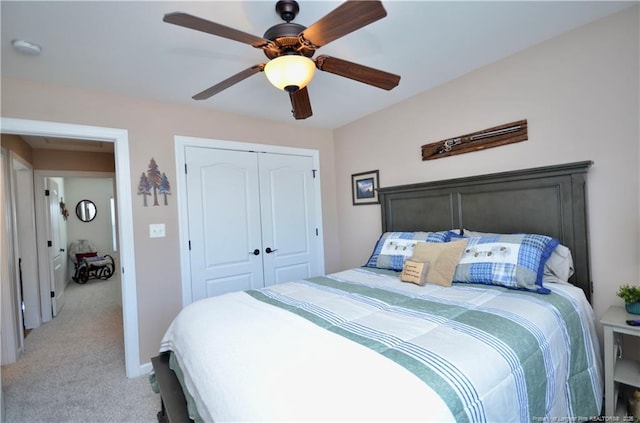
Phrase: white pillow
[{"left": 545, "top": 243, "right": 574, "bottom": 281}]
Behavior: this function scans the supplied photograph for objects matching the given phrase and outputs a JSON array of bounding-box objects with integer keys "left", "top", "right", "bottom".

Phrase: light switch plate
[{"left": 149, "top": 223, "right": 166, "bottom": 238}]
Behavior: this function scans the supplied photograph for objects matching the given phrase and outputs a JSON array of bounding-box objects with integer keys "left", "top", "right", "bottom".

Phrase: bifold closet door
[
  {"left": 186, "top": 147, "right": 264, "bottom": 301},
  {"left": 185, "top": 146, "right": 321, "bottom": 302}
]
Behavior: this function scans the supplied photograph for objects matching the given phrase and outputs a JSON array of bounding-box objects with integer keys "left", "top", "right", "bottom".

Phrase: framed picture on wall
[{"left": 351, "top": 170, "right": 379, "bottom": 205}]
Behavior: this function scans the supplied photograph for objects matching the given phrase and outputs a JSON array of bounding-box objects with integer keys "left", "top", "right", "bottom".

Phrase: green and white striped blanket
[{"left": 160, "top": 267, "right": 602, "bottom": 422}]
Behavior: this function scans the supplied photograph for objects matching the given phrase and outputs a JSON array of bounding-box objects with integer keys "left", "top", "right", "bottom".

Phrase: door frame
[
  {"left": 0, "top": 117, "right": 141, "bottom": 378},
  {"left": 174, "top": 136, "right": 325, "bottom": 306}
]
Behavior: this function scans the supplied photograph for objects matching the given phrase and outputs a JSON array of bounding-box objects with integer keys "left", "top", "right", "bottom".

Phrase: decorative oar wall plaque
[{"left": 421, "top": 119, "right": 528, "bottom": 161}]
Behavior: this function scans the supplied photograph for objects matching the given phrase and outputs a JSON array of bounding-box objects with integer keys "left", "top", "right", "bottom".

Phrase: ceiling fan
[{"left": 163, "top": 0, "right": 401, "bottom": 120}]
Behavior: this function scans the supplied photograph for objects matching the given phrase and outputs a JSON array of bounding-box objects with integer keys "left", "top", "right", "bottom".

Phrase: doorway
[
  {"left": 33, "top": 172, "right": 117, "bottom": 322},
  {"left": 0, "top": 117, "right": 141, "bottom": 378}
]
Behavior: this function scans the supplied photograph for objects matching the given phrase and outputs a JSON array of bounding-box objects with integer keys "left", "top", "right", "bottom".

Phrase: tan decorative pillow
[
  {"left": 400, "top": 259, "right": 430, "bottom": 286},
  {"left": 410, "top": 240, "right": 468, "bottom": 287}
]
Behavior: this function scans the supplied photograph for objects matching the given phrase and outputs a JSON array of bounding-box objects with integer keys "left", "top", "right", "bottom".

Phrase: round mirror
[{"left": 76, "top": 200, "right": 97, "bottom": 222}]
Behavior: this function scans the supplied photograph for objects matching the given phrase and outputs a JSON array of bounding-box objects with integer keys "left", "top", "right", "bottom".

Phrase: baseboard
[{"left": 138, "top": 361, "right": 153, "bottom": 377}]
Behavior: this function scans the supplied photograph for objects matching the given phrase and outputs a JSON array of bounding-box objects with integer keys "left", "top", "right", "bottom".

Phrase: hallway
[{"left": 1, "top": 276, "right": 158, "bottom": 422}]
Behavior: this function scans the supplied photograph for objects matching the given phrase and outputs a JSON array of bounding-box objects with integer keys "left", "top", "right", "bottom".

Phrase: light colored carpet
[{"left": 1, "top": 276, "right": 159, "bottom": 423}]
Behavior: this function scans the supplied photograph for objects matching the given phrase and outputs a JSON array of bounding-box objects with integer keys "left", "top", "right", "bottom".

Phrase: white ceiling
[{"left": 1, "top": 1, "right": 635, "bottom": 130}]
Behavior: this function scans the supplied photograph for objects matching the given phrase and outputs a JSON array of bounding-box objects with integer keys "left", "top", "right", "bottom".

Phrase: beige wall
[
  {"left": 32, "top": 149, "right": 115, "bottom": 172},
  {"left": 1, "top": 134, "right": 33, "bottom": 164},
  {"left": 1, "top": 134, "right": 116, "bottom": 172},
  {"left": 1, "top": 81, "right": 338, "bottom": 365},
  {"left": 334, "top": 6, "right": 640, "bottom": 322}
]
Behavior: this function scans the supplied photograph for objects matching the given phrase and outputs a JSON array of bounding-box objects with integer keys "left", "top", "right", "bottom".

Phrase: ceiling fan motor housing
[
  {"left": 263, "top": 22, "right": 314, "bottom": 59},
  {"left": 263, "top": 0, "right": 315, "bottom": 60}
]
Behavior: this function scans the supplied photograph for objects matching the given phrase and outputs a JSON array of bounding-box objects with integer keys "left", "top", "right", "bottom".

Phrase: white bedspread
[{"left": 159, "top": 268, "right": 602, "bottom": 422}]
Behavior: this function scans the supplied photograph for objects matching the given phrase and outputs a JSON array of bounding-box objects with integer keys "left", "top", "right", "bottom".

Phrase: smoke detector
[{"left": 12, "top": 39, "right": 42, "bottom": 56}]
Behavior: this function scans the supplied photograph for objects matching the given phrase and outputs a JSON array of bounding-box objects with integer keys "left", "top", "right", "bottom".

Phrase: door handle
[
  {"left": 265, "top": 247, "right": 278, "bottom": 254},
  {"left": 250, "top": 249, "right": 260, "bottom": 256}
]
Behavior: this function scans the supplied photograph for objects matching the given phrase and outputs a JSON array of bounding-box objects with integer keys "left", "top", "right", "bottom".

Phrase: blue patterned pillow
[
  {"left": 364, "top": 231, "right": 450, "bottom": 271},
  {"left": 452, "top": 233, "right": 559, "bottom": 293}
]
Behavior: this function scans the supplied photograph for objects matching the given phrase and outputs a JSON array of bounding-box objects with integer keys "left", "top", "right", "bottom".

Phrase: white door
[
  {"left": 185, "top": 147, "right": 322, "bottom": 302},
  {"left": 186, "top": 148, "right": 264, "bottom": 301},
  {"left": 46, "top": 178, "right": 65, "bottom": 316},
  {"left": 13, "top": 160, "right": 39, "bottom": 329},
  {"left": 258, "top": 153, "right": 320, "bottom": 286}
]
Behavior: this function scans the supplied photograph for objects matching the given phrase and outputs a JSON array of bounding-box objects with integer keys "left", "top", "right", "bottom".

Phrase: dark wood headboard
[{"left": 377, "top": 161, "right": 593, "bottom": 302}]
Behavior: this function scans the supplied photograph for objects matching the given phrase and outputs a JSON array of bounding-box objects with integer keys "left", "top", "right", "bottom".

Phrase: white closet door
[
  {"left": 258, "top": 153, "right": 320, "bottom": 286},
  {"left": 186, "top": 147, "right": 264, "bottom": 302}
]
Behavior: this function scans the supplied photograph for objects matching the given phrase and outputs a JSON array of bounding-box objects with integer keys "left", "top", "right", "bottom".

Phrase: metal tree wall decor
[{"left": 138, "top": 158, "right": 171, "bottom": 206}]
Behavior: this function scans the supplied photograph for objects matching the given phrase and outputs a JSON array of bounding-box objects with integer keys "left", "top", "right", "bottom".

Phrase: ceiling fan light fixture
[{"left": 264, "top": 55, "right": 315, "bottom": 92}]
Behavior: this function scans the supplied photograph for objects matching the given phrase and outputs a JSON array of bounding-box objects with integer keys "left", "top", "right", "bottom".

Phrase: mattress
[{"left": 159, "top": 267, "right": 602, "bottom": 422}]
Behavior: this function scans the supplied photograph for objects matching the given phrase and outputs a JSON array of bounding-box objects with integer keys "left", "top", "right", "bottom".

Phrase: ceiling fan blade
[
  {"left": 301, "top": 1, "right": 387, "bottom": 48},
  {"left": 289, "top": 87, "right": 313, "bottom": 120},
  {"left": 163, "top": 12, "right": 272, "bottom": 49},
  {"left": 315, "top": 55, "right": 400, "bottom": 90},
  {"left": 193, "top": 64, "right": 265, "bottom": 100}
]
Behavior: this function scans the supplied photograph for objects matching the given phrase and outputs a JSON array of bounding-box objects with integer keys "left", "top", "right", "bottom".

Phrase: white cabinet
[
  {"left": 601, "top": 305, "right": 640, "bottom": 416},
  {"left": 184, "top": 146, "right": 323, "bottom": 302}
]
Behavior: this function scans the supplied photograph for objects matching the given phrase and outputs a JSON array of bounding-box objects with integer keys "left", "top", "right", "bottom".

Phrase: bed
[{"left": 151, "top": 160, "right": 602, "bottom": 422}]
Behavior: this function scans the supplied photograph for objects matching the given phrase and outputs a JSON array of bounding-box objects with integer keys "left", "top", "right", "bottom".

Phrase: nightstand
[{"left": 601, "top": 305, "right": 640, "bottom": 416}]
